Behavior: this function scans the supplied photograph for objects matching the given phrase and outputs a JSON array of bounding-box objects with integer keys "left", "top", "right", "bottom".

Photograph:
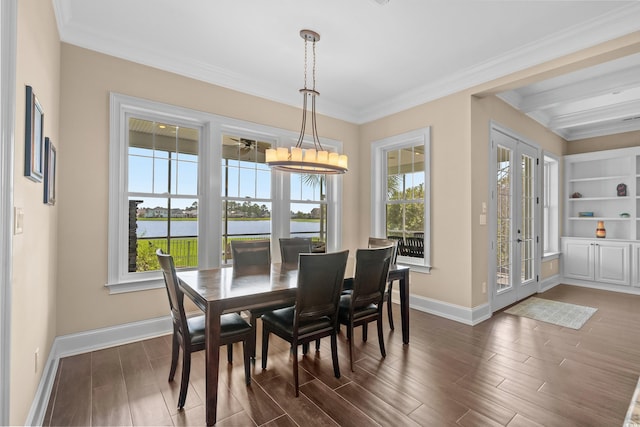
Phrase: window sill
[
  {"left": 542, "top": 252, "right": 560, "bottom": 262},
  {"left": 105, "top": 277, "right": 165, "bottom": 294},
  {"left": 397, "top": 262, "right": 431, "bottom": 274}
]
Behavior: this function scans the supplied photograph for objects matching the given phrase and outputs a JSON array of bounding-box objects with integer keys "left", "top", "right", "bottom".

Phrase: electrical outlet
[
  {"left": 482, "top": 282, "right": 487, "bottom": 294},
  {"left": 34, "top": 348, "right": 39, "bottom": 373}
]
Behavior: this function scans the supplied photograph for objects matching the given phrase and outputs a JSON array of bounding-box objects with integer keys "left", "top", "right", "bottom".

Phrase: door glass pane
[
  {"left": 521, "top": 153, "right": 535, "bottom": 282},
  {"left": 496, "top": 145, "right": 511, "bottom": 292}
]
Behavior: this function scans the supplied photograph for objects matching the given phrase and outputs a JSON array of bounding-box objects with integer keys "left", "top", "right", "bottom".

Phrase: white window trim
[
  {"left": 542, "top": 152, "right": 559, "bottom": 257},
  {"left": 108, "top": 93, "right": 343, "bottom": 293},
  {"left": 371, "top": 127, "right": 431, "bottom": 272}
]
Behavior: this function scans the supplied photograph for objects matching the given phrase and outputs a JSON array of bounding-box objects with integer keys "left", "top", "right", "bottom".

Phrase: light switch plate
[{"left": 14, "top": 207, "right": 23, "bottom": 234}]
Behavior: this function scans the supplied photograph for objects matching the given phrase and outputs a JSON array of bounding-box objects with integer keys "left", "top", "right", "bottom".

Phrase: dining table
[{"left": 177, "top": 262, "right": 410, "bottom": 426}]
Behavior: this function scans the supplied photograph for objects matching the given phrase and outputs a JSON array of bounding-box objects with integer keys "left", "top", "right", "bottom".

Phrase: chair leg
[
  {"left": 331, "top": 332, "right": 341, "bottom": 379},
  {"left": 387, "top": 281, "right": 395, "bottom": 330},
  {"left": 227, "top": 344, "right": 233, "bottom": 363},
  {"left": 261, "top": 327, "right": 269, "bottom": 370},
  {"left": 315, "top": 339, "right": 321, "bottom": 351},
  {"left": 293, "top": 343, "right": 299, "bottom": 397},
  {"left": 348, "top": 323, "right": 355, "bottom": 372},
  {"left": 377, "top": 313, "right": 386, "bottom": 358},
  {"left": 250, "top": 312, "right": 258, "bottom": 359},
  {"left": 362, "top": 324, "right": 368, "bottom": 342},
  {"left": 178, "top": 349, "right": 191, "bottom": 409},
  {"left": 302, "top": 342, "right": 309, "bottom": 355},
  {"left": 169, "top": 331, "right": 179, "bottom": 381},
  {"left": 242, "top": 340, "right": 251, "bottom": 385}
]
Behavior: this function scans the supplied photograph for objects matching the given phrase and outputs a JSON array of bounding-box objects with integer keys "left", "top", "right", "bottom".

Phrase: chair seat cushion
[
  {"left": 187, "top": 313, "right": 251, "bottom": 345},
  {"left": 262, "top": 306, "right": 333, "bottom": 337}
]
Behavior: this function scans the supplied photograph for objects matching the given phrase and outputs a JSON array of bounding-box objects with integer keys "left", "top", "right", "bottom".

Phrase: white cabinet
[
  {"left": 562, "top": 238, "right": 630, "bottom": 286},
  {"left": 632, "top": 244, "right": 640, "bottom": 288}
]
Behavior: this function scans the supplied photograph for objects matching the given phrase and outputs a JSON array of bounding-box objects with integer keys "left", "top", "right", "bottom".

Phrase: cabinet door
[
  {"left": 563, "top": 239, "right": 594, "bottom": 280},
  {"left": 594, "top": 242, "right": 630, "bottom": 286}
]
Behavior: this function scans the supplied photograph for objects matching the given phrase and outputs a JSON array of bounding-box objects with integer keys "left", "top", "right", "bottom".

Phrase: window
[
  {"left": 543, "top": 153, "right": 559, "bottom": 255},
  {"left": 109, "top": 93, "right": 343, "bottom": 293},
  {"left": 221, "top": 134, "right": 273, "bottom": 264},
  {"left": 371, "top": 128, "right": 431, "bottom": 271},
  {"left": 128, "top": 118, "right": 199, "bottom": 272}
]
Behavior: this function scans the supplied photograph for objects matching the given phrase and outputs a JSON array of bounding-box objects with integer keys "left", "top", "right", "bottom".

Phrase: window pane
[
  {"left": 290, "top": 202, "right": 327, "bottom": 251},
  {"left": 128, "top": 155, "right": 153, "bottom": 193},
  {"left": 385, "top": 144, "right": 426, "bottom": 260},
  {"left": 127, "top": 117, "right": 200, "bottom": 273},
  {"left": 221, "top": 134, "right": 273, "bottom": 264},
  {"left": 129, "top": 196, "right": 199, "bottom": 272}
]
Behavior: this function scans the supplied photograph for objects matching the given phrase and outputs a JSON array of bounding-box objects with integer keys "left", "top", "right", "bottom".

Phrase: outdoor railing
[{"left": 136, "top": 232, "right": 325, "bottom": 271}]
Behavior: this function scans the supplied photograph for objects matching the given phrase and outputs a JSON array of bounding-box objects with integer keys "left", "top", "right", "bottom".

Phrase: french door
[{"left": 491, "top": 127, "right": 539, "bottom": 312}]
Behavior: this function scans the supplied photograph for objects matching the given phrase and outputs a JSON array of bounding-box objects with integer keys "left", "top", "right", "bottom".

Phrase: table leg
[
  {"left": 399, "top": 271, "right": 409, "bottom": 344},
  {"left": 205, "top": 305, "right": 221, "bottom": 426}
]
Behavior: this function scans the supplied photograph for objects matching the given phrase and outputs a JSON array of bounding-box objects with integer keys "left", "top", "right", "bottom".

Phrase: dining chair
[
  {"left": 156, "top": 249, "right": 252, "bottom": 409},
  {"left": 338, "top": 246, "right": 393, "bottom": 371},
  {"left": 230, "top": 239, "right": 271, "bottom": 274},
  {"left": 261, "top": 250, "right": 349, "bottom": 396},
  {"left": 230, "top": 239, "right": 292, "bottom": 358},
  {"left": 367, "top": 237, "right": 399, "bottom": 330},
  {"left": 279, "top": 237, "right": 312, "bottom": 268}
]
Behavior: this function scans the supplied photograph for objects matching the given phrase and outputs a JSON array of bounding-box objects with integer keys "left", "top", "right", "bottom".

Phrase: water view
[{"left": 137, "top": 219, "right": 321, "bottom": 238}]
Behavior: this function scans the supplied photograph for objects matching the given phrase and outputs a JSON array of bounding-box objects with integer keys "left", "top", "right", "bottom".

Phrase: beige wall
[
  {"left": 12, "top": 0, "right": 60, "bottom": 424},
  {"left": 541, "top": 257, "right": 560, "bottom": 280},
  {"left": 566, "top": 129, "right": 640, "bottom": 155},
  {"left": 360, "top": 92, "right": 474, "bottom": 307},
  {"left": 57, "top": 44, "right": 360, "bottom": 336}
]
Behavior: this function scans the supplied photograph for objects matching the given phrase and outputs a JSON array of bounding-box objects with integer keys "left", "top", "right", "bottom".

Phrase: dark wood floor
[{"left": 43, "top": 284, "right": 640, "bottom": 426}]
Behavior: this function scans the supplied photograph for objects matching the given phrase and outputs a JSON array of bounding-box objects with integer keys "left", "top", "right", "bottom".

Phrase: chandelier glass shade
[{"left": 265, "top": 29, "right": 348, "bottom": 174}]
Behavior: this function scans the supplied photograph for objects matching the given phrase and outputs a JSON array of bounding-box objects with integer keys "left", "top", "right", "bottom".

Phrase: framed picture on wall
[
  {"left": 25, "top": 85, "right": 44, "bottom": 182},
  {"left": 43, "top": 137, "right": 56, "bottom": 205}
]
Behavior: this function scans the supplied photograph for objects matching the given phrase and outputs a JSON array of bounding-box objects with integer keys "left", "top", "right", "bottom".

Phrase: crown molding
[
  {"left": 356, "top": 3, "right": 640, "bottom": 123},
  {"left": 54, "top": 1, "right": 640, "bottom": 125}
]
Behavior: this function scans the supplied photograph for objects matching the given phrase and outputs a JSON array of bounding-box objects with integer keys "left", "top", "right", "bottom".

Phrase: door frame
[
  {"left": 0, "top": 0, "right": 17, "bottom": 424},
  {"left": 488, "top": 122, "right": 541, "bottom": 313}
]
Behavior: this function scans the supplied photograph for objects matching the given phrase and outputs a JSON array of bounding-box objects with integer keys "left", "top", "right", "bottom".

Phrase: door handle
[{"left": 517, "top": 238, "right": 523, "bottom": 243}]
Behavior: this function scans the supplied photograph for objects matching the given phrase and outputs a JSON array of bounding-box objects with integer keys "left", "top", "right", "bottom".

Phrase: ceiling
[{"left": 53, "top": 0, "right": 640, "bottom": 140}]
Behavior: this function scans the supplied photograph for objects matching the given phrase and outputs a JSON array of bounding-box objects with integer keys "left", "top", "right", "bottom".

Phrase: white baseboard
[
  {"left": 560, "top": 277, "right": 640, "bottom": 295},
  {"left": 395, "top": 291, "right": 491, "bottom": 325},
  {"left": 25, "top": 316, "right": 172, "bottom": 426},
  {"left": 540, "top": 273, "right": 562, "bottom": 293}
]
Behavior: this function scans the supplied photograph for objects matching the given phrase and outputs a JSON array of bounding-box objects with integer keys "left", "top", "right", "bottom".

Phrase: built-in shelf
[{"left": 565, "top": 147, "right": 640, "bottom": 241}]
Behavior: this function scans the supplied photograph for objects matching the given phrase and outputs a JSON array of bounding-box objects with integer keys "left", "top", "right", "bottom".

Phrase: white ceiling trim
[
  {"left": 359, "top": 3, "right": 640, "bottom": 123},
  {"left": 54, "top": 1, "right": 640, "bottom": 125}
]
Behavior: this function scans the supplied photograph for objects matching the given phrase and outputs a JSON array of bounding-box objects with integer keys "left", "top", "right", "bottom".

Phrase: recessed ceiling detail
[{"left": 497, "top": 53, "right": 640, "bottom": 141}]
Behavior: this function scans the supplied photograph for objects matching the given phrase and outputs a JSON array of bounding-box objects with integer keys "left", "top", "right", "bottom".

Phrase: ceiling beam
[
  {"left": 548, "top": 99, "right": 640, "bottom": 129},
  {"left": 518, "top": 66, "right": 640, "bottom": 113}
]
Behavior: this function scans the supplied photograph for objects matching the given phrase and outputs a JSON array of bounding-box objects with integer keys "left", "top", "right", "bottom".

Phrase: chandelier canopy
[{"left": 265, "top": 29, "right": 348, "bottom": 174}]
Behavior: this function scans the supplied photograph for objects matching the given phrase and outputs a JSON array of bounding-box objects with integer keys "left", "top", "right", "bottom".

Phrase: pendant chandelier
[{"left": 265, "top": 29, "right": 348, "bottom": 174}]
